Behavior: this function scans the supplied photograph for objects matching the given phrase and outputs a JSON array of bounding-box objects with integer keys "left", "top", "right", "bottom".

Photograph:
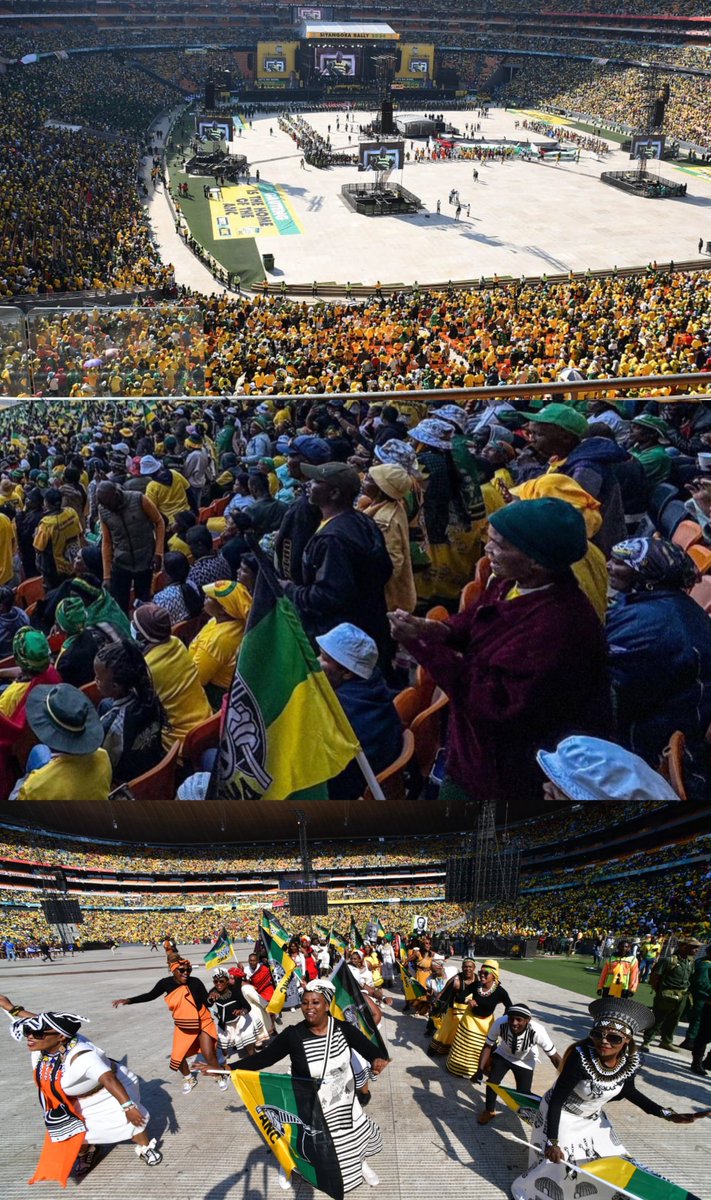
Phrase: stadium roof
[{"left": 300, "top": 21, "right": 399, "bottom": 40}]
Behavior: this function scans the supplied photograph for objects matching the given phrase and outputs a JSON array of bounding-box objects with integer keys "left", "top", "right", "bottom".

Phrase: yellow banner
[
  {"left": 257, "top": 41, "right": 298, "bottom": 79},
  {"left": 396, "top": 43, "right": 434, "bottom": 82},
  {"left": 209, "top": 183, "right": 301, "bottom": 240}
]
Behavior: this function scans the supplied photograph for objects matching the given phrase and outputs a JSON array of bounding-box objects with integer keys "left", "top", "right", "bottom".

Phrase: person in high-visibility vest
[{"left": 597, "top": 938, "right": 639, "bottom": 998}]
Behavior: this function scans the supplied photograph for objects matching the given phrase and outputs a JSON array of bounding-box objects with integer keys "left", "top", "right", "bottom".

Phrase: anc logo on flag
[{"left": 231, "top": 1069, "right": 344, "bottom": 1200}]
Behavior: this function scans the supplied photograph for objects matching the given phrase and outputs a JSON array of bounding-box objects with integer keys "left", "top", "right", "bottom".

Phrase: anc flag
[
  {"left": 210, "top": 555, "right": 360, "bottom": 801},
  {"left": 376, "top": 918, "right": 386, "bottom": 939},
  {"left": 262, "top": 908, "right": 290, "bottom": 945},
  {"left": 204, "top": 927, "right": 233, "bottom": 969},
  {"left": 487, "top": 1082, "right": 541, "bottom": 1125},
  {"left": 397, "top": 959, "right": 427, "bottom": 1004},
  {"left": 349, "top": 918, "right": 364, "bottom": 950},
  {"left": 329, "top": 929, "right": 347, "bottom": 954},
  {"left": 260, "top": 925, "right": 297, "bottom": 1015},
  {"left": 314, "top": 923, "right": 330, "bottom": 941},
  {"left": 231, "top": 1068, "right": 344, "bottom": 1200},
  {"left": 580, "top": 1157, "right": 703, "bottom": 1200},
  {"left": 329, "top": 957, "right": 387, "bottom": 1057}
]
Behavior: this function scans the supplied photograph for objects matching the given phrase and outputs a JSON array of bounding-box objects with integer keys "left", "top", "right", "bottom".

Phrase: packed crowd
[
  {"left": 0, "top": 57, "right": 177, "bottom": 298},
  {"left": 2, "top": 265, "right": 710, "bottom": 400},
  {"left": 499, "top": 58, "right": 711, "bottom": 149},
  {"left": 1, "top": 388, "right": 711, "bottom": 802}
]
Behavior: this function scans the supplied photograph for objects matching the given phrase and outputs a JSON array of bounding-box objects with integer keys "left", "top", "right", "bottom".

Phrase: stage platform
[
  {"left": 342, "top": 180, "right": 422, "bottom": 215},
  {"left": 601, "top": 169, "right": 687, "bottom": 198}
]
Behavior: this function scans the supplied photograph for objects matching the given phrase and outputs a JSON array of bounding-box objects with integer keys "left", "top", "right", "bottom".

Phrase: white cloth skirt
[
  {"left": 78, "top": 1066, "right": 149, "bottom": 1145},
  {"left": 512, "top": 1095, "right": 628, "bottom": 1200}
]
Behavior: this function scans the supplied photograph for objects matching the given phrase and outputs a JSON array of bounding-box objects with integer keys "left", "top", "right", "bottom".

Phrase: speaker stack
[
  {"left": 381, "top": 99, "right": 394, "bottom": 136},
  {"left": 287, "top": 890, "right": 329, "bottom": 917},
  {"left": 205, "top": 81, "right": 216, "bottom": 109},
  {"left": 445, "top": 855, "right": 476, "bottom": 902},
  {"left": 41, "top": 898, "right": 83, "bottom": 925}
]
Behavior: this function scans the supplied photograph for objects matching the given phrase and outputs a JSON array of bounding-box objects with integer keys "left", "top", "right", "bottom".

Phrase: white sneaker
[
  {"left": 182, "top": 1073, "right": 198, "bottom": 1094},
  {"left": 218, "top": 1074, "right": 230, "bottom": 1091},
  {"left": 277, "top": 1166, "right": 293, "bottom": 1191},
  {"left": 361, "top": 1161, "right": 380, "bottom": 1187}
]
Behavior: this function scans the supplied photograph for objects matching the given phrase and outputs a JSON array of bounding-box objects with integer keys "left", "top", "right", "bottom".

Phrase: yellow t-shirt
[
  {"left": 188, "top": 615, "right": 247, "bottom": 691},
  {"left": 167, "top": 533, "right": 194, "bottom": 565},
  {"left": 146, "top": 471, "right": 191, "bottom": 523},
  {"left": 0, "top": 511, "right": 16, "bottom": 586},
  {"left": 0, "top": 678, "right": 30, "bottom": 718},
  {"left": 17, "top": 749, "right": 112, "bottom": 801},
  {"left": 145, "top": 636, "right": 211, "bottom": 749},
  {"left": 33, "top": 509, "right": 82, "bottom": 575}
]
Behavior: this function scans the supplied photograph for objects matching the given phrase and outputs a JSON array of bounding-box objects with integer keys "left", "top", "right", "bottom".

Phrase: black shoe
[
  {"left": 425, "top": 1019, "right": 435, "bottom": 1036},
  {"left": 358, "top": 1091, "right": 372, "bottom": 1106},
  {"left": 679, "top": 1038, "right": 694, "bottom": 1050},
  {"left": 690, "top": 1063, "right": 708, "bottom": 1077}
]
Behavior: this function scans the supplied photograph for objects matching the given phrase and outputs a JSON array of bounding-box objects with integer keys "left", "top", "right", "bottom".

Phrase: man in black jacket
[{"left": 283, "top": 462, "right": 393, "bottom": 653}]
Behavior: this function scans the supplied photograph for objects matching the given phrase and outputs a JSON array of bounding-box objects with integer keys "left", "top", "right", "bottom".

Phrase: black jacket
[{"left": 285, "top": 508, "right": 392, "bottom": 650}]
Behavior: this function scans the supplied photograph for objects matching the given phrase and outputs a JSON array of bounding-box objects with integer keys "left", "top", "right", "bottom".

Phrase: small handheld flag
[
  {"left": 260, "top": 925, "right": 297, "bottom": 1015},
  {"left": 580, "top": 1157, "right": 703, "bottom": 1200},
  {"left": 329, "top": 957, "right": 387, "bottom": 1057},
  {"left": 397, "top": 959, "right": 427, "bottom": 1004},
  {"left": 203, "top": 928, "right": 233, "bottom": 969}
]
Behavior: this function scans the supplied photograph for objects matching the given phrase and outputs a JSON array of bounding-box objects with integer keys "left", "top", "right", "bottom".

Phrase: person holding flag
[
  {"left": 478, "top": 1003, "right": 561, "bottom": 1125},
  {"left": 512, "top": 997, "right": 705, "bottom": 1200},
  {"left": 235, "top": 980, "right": 389, "bottom": 1192},
  {"left": 243, "top": 951, "right": 278, "bottom": 1037}
]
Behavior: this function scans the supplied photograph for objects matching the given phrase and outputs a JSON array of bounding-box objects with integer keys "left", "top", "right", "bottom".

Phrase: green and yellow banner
[
  {"left": 349, "top": 918, "right": 364, "bottom": 950},
  {"left": 397, "top": 959, "right": 427, "bottom": 1005},
  {"left": 330, "top": 958, "right": 387, "bottom": 1058},
  {"left": 260, "top": 925, "right": 297, "bottom": 1015},
  {"left": 231, "top": 1068, "right": 344, "bottom": 1199},
  {"left": 486, "top": 1082, "right": 541, "bottom": 1122},
  {"left": 580, "top": 1157, "right": 703, "bottom": 1200},
  {"left": 211, "top": 556, "right": 361, "bottom": 801},
  {"left": 203, "top": 927, "right": 233, "bottom": 969},
  {"left": 262, "top": 908, "right": 290, "bottom": 946},
  {"left": 329, "top": 929, "right": 347, "bottom": 954}
]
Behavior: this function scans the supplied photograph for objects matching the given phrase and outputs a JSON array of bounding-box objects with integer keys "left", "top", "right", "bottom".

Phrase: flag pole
[{"left": 356, "top": 749, "right": 386, "bottom": 801}]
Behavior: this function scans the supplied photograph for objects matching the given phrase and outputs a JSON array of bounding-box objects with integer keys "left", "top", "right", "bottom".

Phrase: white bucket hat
[
  {"left": 537, "top": 737, "right": 680, "bottom": 802},
  {"left": 316, "top": 623, "right": 378, "bottom": 680}
]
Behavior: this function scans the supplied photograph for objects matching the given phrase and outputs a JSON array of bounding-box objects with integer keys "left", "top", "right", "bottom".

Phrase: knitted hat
[
  {"left": 489, "top": 498, "right": 588, "bottom": 569},
  {"left": 132, "top": 603, "right": 172, "bottom": 644}
]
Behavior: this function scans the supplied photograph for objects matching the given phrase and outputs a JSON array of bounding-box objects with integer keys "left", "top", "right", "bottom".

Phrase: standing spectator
[
  {"left": 97, "top": 482, "right": 165, "bottom": 614},
  {"left": 644, "top": 937, "right": 701, "bottom": 1051},
  {"left": 142, "top": 456, "right": 194, "bottom": 524},
  {"left": 33, "top": 489, "right": 82, "bottom": 589},
  {"left": 597, "top": 938, "right": 639, "bottom": 998}
]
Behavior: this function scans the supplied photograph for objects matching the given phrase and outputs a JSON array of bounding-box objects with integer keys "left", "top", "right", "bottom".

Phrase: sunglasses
[
  {"left": 23, "top": 1028, "right": 55, "bottom": 1039},
  {"left": 590, "top": 1029, "right": 627, "bottom": 1047}
]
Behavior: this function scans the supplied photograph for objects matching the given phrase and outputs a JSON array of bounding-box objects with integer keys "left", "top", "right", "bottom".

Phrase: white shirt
[
  {"left": 349, "top": 963, "right": 374, "bottom": 988},
  {"left": 485, "top": 1015, "right": 557, "bottom": 1068}
]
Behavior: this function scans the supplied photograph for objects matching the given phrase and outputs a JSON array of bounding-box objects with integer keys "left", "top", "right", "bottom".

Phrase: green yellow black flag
[
  {"left": 259, "top": 925, "right": 297, "bottom": 1015},
  {"left": 329, "top": 957, "right": 387, "bottom": 1057},
  {"left": 210, "top": 556, "right": 360, "bottom": 800},
  {"left": 231, "top": 1068, "right": 344, "bottom": 1199}
]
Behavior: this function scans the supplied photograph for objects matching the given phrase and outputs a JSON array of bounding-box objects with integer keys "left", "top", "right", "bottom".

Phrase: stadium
[{"left": 0, "top": 2, "right": 711, "bottom": 1198}]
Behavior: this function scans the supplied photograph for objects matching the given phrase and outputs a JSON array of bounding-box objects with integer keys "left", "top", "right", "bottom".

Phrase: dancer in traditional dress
[
  {"left": 512, "top": 997, "right": 702, "bottom": 1200},
  {"left": 239, "top": 979, "right": 389, "bottom": 1191},
  {"left": 477, "top": 1003, "right": 561, "bottom": 1124},
  {"left": 428, "top": 956, "right": 478, "bottom": 1056},
  {"left": 113, "top": 957, "right": 223, "bottom": 1093},
  {"left": 0, "top": 998, "right": 161, "bottom": 1186},
  {"left": 446, "top": 958, "right": 511, "bottom": 1079},
  {"left": 207, "top": 967, "right": 267, "bottom": 1063}
]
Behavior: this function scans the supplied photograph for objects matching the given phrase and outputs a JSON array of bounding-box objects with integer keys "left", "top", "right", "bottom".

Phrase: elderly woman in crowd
[
  {"left": 607, "top": 537, "right": 711, "bottom": 793},
  {"left": 389, "top": 498, "right": 611, "bottom": 815},
  {"left": 0, "top": 997, "right": 161, "bottom": 1184}
]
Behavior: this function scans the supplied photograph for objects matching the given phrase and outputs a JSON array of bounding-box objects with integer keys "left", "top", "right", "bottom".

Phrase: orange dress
[{"left": 165, "top": 984, "right": 217, "bottom": 1071}]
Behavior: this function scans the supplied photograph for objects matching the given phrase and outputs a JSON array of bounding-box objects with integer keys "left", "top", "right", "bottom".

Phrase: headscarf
[
  {"left": 489, "top": 497, "right": 588, "bottom": 570},
  {"left": 56, "top": 596, "right": 87, "bottom": 637},
  {"left": 13, "top": 627, "right": 50, "bottom": 674},
  {"left": 369, "top": 463, "right": 412, "bottom": 500},
  {"left": 304, "top": 979, "right": 336, "bottom": 1000},
  {"left": 480, "top": 958, "right": 500, "bottom": 979},
  {"left": 374, "top": 438, "right": 418, "bottom": 473},
  {"left": 610, "top": 537, "right": 699, "bottom": 591},
  {"left": 511, "top": 473, "right": 602, "bottom": 540},
  {"left": 202, "top": 580, "right": 252, "bottom": 621},
  {"left": 170, "top": 958, "right": 192, "bottom": 973},
  {"left": 10, "top": 1011, "right": 88, "bottom": 1043},
  {"left": 70, "top": 578, "right": 132, "bottom": 640}
]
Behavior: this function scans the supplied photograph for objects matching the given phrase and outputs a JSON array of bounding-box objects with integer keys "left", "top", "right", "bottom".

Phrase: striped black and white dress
[{"left": 302, "top": 1018, "right": 383, "bottom": 1192}]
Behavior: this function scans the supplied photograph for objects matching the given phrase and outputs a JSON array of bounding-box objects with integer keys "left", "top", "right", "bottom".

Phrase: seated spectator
[
  {"left": 245, "top": 472, "right": 288, "bottom": 539},
  {"left": 15, "top": 488, "right": 43, "bottom": 580},
  {"left": 94, "top": 639, "right": 166, "bottom": 784},
  {"left": 0, "top": 628, "right": 59, "bottom": 721},
  {"left": 131, "top": 603, "right": 211, "bottom": 750},
  {"left": 153, "top": 551, "right": 203, "bottom": 625},
  {"left": 0, "top": 587, "right": 28, "bottom": 657},
  {"left": 10, "top": 683, "right": 112, "bottom": 802},
  {"left": 224, "top": 474, "right": 255, "bottom": 519},
  {"left": 626, "top": 416, "right": 673, "bottom": 489},
  {"left": 537, "top": 736, "right": 680, "bottom": 803},
  {"left": 189, "top": 576, "right": 253, "bottom": 708},
  {"left": 54, "top": 597, "right": 105, "bottom": 688},
  {"left": 607, "top": 537, "right": 711, "bottom": 793},
  {"left": 389, "top": 498, "right": 611, "bottom": 815},
  {"left": 167, "top": 511, "right": 197, "bottom": 563},
  {"left": 185, "top": 525, "right": 232, "bottom": 589},
  {"left": 316, "top": 623, "right": 403, "bottom": 801}
]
